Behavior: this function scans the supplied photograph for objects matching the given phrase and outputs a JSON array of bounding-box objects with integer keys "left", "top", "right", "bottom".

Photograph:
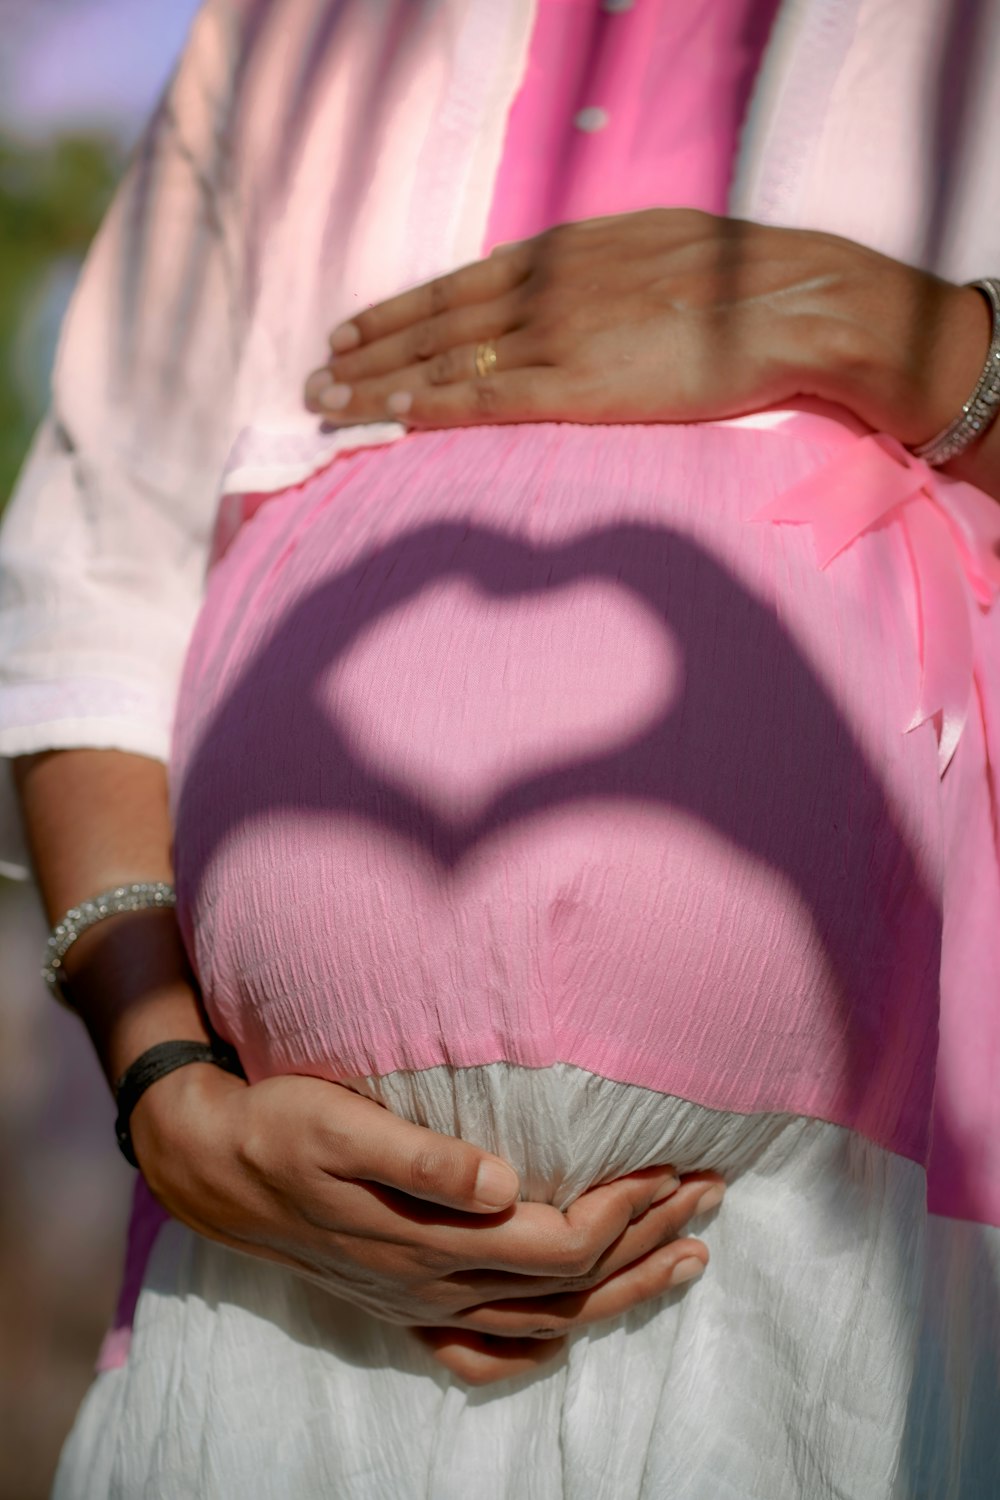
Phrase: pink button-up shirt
[{"left": 486, "top": 0, "right": 781, "bottom": 248}]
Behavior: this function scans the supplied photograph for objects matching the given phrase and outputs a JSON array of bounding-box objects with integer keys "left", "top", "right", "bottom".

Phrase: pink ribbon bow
[{"left": 753, "top": 432, "right": 1000, "bottom": 774}]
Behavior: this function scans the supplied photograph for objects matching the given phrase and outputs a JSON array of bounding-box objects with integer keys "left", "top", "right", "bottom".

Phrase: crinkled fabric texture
[
  {"left": 169, "top": 420, "right": 943, "bottom": 1155},
  {"left": 52, "top": 415, "right": 1000, "bottom": 1496}
]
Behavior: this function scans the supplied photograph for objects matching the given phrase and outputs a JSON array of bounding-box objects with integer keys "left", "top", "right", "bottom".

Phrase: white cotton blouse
[{"left": 3, "top": 0, "right": 1000, "bottom": 876}]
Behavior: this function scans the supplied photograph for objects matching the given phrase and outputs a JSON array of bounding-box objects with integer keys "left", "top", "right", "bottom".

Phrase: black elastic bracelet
[{"left": 113, "top": 1039, "right": 246, "bottom": 1168}]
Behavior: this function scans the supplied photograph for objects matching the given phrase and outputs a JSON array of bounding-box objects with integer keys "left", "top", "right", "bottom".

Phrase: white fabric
[
  {"left": 50, "top": 1065, "right": 1000, "bottom": 1499},
  {"left": 4, "top": 0, "right": 1000, "bottom": 876}
]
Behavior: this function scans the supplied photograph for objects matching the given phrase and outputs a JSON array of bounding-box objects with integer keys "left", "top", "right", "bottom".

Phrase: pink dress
[{"left": 55, "top": 3, "right": 1000, "bottom": 1497}]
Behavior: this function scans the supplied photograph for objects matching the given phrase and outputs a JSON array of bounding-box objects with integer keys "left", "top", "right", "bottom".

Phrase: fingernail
[
  {"left": 319, "top": 383, "right": 352, "bottom": 412},
  {"left": 386, "top": 391, "right": 413, "bottom": 417},
  {"left": 475, "top": 1160, "right": 519, "bottom": 1209},
  {"left": 650, "top": 1173, "right": 681, "bottom": 1205},
  {"left": 303, "top": 372, "right": 332, "bottom": 411},
  {"left": 694, "top": 1185, "right": 725, "bottom": 1217},
  {"left": 668, "top": 1256, "right": 705, "bottom": 1288},
  {"left": 330, "top": 322, "right": 361, "bottom": 353},
  {"left": 490, "top": 238, "right": 524, "bottom": 256}
]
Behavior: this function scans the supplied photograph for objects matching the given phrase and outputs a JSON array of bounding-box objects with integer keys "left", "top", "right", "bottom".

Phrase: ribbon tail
[
  {"left": 924, "top": 473, "right": 1000, "bottom": 608},
  {"left": 902, "top": 498, "right": 975, "bottom": 775}
]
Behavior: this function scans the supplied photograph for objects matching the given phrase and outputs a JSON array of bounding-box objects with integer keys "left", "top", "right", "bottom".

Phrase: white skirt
[{"left": 51, "top": 1065, "right": 1000, "bottom": 1499}]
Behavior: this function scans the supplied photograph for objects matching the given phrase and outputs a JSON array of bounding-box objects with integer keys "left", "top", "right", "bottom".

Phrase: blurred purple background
[
  {"left": 1, "top": 0, "right": 200, "bottom": 142},
  {"left": 0, "top": 5, "right": 198, "bottom": 1495}
]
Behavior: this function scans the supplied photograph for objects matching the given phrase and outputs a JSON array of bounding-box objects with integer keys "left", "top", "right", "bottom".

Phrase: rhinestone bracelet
[
  {"left": 42, "top": 882, "right": 177, "bottom": 1009},
  {"left": 911, "top": 277, "right": 1000, "bottom": 468}
]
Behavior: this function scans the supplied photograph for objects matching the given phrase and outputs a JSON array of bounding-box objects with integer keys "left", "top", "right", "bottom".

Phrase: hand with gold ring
[{"left": 303, "top": 206, "right": 988, "bottom": 450}]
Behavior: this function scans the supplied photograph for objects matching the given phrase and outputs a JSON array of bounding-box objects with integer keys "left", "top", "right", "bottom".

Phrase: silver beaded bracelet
[
  {"left": 42, "top": 882, "right": 177, "bottom": 1008},
  {"left": 911, "top": 277, "right": 1000, "bottom": 468}
]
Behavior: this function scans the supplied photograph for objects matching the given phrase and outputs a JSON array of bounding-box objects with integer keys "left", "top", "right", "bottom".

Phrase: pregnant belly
[{"left": 169, "top": 421, "right": 942, "bottom": 1174}]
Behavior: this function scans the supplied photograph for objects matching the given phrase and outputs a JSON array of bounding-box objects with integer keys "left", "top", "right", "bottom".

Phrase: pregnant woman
[{"left": 3, "top": 1, "right": 1000, "bottom": 1496}]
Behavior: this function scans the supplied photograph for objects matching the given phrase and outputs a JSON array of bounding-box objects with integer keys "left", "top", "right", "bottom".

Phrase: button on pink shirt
[{"left": 485, "top": 0, "right": 782, "bottom": 249}]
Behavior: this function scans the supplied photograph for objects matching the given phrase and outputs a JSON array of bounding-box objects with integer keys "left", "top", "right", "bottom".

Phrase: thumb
[{"left": 333, "top": 1091, "right": 520, "bottom": 1213}]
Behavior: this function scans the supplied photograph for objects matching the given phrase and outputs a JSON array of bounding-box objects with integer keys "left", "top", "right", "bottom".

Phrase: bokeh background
[{"left": 0, "top": 4, "right": 199, "bottom": 1493}]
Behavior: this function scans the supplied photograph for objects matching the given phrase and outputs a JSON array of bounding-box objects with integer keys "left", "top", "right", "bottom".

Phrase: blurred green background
[
  {"left": 0, "top": 5, "right": 197, "bottom": 1495},
  {"left": 0, "top": 133, "right": 118, "bottom": 498}
]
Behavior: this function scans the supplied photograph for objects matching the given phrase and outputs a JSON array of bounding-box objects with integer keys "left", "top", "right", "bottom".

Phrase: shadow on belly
[{"left": 173, "top": 518, "right": 940, "bottom": 1157}]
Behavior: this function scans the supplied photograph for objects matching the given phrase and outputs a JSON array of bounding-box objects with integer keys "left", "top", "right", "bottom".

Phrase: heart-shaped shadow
[{"left": 172, "top": 517, "right": 941, "bottom": 1145}]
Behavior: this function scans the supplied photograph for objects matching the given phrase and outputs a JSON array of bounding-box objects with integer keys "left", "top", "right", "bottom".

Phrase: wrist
[
  {"left": 129, "top": 1058, "right": 246, "bottom": 1183},
  {"left": 93, "top": 977, "right": 214, "bottom": 1091},
  {"left": 809, "top": 250, "right": 992, "bottom": 444},
  {"left": 57, "top": 907, "right": 211, "bottom": 1085}
]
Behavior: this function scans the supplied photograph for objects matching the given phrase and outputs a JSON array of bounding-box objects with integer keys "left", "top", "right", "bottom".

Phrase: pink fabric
[
  {"left": 97, "top": 1178, "right": 168, "bottom": 1371},
  {"left": 170, "top": 414, "right": 943, "bottom": 1153},
  {"left": 171, "top": 415, "right": 1000, "bottom": 1250},
  {"left": 754, "top": 433, "right": 1000, "bottom": 773},
  {"left": 754, "top": 430, "right": 1000, "bottom": 1231},
  {"left": 932, "top": 658, "right": 1000, "bottom": 1227}
]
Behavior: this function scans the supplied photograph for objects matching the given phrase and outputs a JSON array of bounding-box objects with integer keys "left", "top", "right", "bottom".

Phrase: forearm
[{"left": 12, "top": 748, "right": 210, "bottom": 1089}]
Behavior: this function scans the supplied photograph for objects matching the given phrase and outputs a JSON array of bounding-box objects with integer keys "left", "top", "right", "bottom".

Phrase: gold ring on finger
[{"left": 474, "top": 340, "right": 498, "bottom": 379}]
